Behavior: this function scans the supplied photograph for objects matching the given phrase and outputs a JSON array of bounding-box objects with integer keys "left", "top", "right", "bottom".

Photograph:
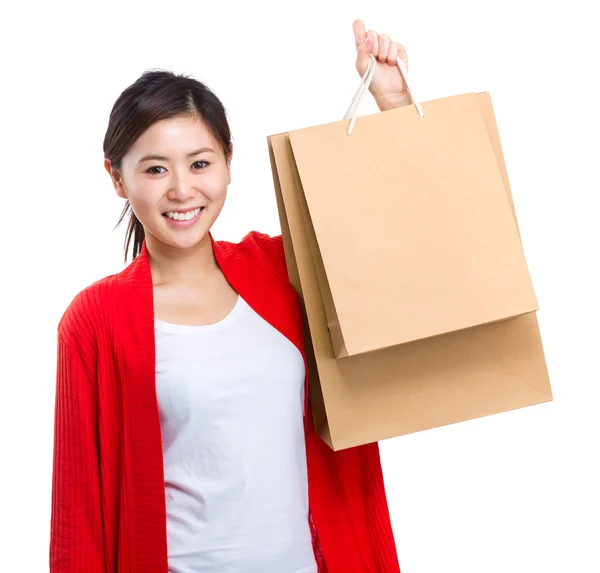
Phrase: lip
[{"left": 162, "top": 207, "right": 204, "bottom": 228}]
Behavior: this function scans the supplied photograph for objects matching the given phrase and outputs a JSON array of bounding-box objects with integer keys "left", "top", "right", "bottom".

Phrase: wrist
[{"left": 374, "top": 91, "right": 412, "bottom": 112}]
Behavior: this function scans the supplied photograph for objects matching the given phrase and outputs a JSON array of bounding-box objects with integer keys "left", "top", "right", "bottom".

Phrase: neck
[{"left": 144, "top": 231, "right": 218, "bottom": 286}]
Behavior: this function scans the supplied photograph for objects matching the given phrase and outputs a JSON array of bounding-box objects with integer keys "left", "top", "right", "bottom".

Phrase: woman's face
[{"left": 105, "top": 114, "right": 231, "bottom": 251}]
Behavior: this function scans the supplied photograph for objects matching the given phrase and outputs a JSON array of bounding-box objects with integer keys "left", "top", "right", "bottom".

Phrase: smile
[{"left": 163, "top": 207, "right": 203, "bottom": 221}]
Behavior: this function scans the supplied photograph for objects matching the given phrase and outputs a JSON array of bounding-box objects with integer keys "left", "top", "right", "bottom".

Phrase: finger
[
  {"left": 352, "top": 19, "right": 367, "bottom": 47},
  {"left": 389, "top": 42, "right": 408, "bottom": 71},
  {"left": 397, "top": 43, "right": 409, "bottom": 73},
  {"left": 378, "top": 34, "right": 391, "bottom": 65},
  {"left": 387, "top": 41, "right": 399, "bottom": 67},
  {"left": 355, "top": 34, "right": 373, "bottom": 75},
  {"left": 366, "top": 30, "right": 379, "bottom": 58}
]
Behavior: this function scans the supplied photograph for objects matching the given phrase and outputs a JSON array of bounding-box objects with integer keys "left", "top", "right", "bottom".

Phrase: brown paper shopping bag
[
  {"left": 267, "top": 68, "right": 552, "bottom": 450},
  {"left": 280, "top": 57, "right": 538, "bottom": 359}
]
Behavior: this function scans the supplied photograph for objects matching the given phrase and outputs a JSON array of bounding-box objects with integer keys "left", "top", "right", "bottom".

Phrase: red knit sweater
[{"left": 50, "top": 230, "right": 401, "bottom": 572}]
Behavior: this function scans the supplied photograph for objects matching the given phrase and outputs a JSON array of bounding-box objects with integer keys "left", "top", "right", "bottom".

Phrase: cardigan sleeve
[{"left": 50, "top": 332, "right": 106, "bottom": 572}]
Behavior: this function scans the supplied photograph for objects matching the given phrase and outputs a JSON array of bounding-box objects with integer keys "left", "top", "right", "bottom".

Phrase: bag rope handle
[{"left": 343, "top": 52, "right": 424, "bottom": 135}]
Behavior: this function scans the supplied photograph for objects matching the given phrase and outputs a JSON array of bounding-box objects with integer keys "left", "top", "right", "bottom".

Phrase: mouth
[
  {"left": 162, "top": 206, "right": 205, "bottom": 220},
  {"left": 162, "top": 206, "right": 205, "bottom": 226}
]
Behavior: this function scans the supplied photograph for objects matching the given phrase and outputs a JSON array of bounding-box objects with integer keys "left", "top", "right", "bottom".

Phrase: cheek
[
  {"left": 203, "top": 172, "right": 229, "bottom": 202},
  {"left": 127, "top": 181, "right": 161, "bottom": 213}
]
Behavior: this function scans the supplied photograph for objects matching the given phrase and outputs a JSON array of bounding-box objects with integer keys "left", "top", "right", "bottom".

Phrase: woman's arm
[{"left": 50, "top": 333, "right": 105, "bottom": 572}]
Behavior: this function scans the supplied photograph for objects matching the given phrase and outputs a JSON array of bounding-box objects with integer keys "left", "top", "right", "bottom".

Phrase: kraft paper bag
[
  {"left": 285, "top": 91, "right": 538, "bottom": 359},
  {"left": 267, "top": 91, "right": 552, "bottom": 451}
]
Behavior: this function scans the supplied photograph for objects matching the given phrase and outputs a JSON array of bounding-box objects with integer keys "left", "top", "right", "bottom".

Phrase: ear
[{"left": 104, "top": 158, "right": 127, "bottom": 199}]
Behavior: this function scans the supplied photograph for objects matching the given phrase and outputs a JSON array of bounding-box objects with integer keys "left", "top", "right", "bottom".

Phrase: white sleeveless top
[{"left": 154, "top": 294, "right": 317, "bottom": 573}]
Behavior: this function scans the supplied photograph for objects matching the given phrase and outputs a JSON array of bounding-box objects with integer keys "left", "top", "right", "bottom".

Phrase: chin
[
  {"left": 167, "top": 232, "right": 209, "bottom": 250},
  {"left": 147, "top": 225, "right": 210, "bottom": 251}
]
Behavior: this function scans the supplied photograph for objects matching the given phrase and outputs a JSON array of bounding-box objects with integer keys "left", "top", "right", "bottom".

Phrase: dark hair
[{"left": 103, "top": 69, "right": 233, "bottom": 263}]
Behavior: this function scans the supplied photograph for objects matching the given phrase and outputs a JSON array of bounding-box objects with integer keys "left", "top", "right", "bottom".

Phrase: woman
[{"left": 50, "top": 19, "right": 411, "bottom": 573}]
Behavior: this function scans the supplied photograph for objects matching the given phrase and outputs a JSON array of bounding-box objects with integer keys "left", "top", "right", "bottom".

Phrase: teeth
[{"left": 165, "top": 207, "right": 201, "bottom": 221}]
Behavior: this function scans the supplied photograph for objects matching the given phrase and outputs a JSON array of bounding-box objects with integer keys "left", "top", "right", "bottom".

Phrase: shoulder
[
  {"left": 238, "top": 230, "right": 285, "bottom": 258},
  {"left": 217, "top": 230, "right": 285, "bottom": 268},
  {"left": 216, "top": 230, "right": 282, "bottom": 254},
  {"left": 57, "top": 273, "right": 118, "bottom": 348},
  {"left": 215, "top": 230, "right": 294, "bottom": 293}
]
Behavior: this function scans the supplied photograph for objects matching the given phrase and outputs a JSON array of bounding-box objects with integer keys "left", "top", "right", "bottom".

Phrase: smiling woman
[{"left": 51, "top": 57, "right": 402, "bottom": 573}]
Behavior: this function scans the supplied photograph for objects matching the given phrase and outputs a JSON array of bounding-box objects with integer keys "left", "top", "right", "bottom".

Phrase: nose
[{"left": 167, "top": 171, "right": 197, "bottom": 202}]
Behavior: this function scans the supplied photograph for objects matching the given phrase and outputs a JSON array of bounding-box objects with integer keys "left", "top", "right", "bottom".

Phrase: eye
[{"left": 146, "top": 161, "right": 209, "bottom": 174}]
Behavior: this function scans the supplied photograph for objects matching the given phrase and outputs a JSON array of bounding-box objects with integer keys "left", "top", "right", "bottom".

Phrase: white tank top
[{"left": 154, "top": 294, "right": 317, "bottom": 573}]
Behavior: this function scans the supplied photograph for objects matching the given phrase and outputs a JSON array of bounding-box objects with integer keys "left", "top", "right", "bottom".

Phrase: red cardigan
[{"left": 50, "top": 230, "right": 401, "bottom": 573}]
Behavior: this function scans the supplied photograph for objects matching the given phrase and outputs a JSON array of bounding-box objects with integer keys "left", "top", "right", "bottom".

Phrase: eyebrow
[{"left": 137, "top": 147, "right": 216, "bottom": 163}]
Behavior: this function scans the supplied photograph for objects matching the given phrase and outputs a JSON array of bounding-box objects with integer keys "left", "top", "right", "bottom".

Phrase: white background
[{"left": 1, "top": 1, "right": 599, "bottom": 571}]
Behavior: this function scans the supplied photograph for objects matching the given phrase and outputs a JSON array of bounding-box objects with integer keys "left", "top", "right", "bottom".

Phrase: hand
[{"left": 352, "top": 19, "right": 411, "bottom": 111}]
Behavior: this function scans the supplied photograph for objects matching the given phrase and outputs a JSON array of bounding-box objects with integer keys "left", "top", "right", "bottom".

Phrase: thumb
[{"left": 355, "top": 35, "right": 373, "bottom": 77}]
